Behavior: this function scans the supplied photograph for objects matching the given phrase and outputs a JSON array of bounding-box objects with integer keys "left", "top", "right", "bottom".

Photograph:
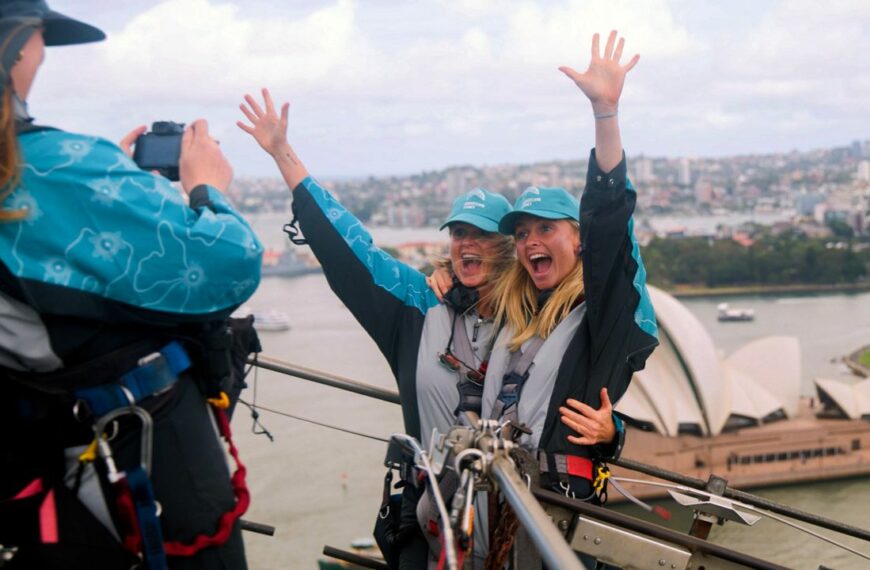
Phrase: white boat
[
  {"left": 252, "top": 310, "right": 291, "bottom": 331},
  {"left": 717, "top": 302, "right": 754, "bottom": 322},
  {"left": 232, "top": 306, "right": 291, "bottom": 331}
]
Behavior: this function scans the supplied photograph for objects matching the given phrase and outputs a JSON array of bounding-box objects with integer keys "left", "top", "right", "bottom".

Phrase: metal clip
[{"left": 93, "top": 404, "right": 154, "bottom": 479}]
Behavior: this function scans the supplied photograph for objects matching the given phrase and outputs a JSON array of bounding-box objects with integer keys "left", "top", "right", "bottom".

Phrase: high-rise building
[{"left": 678, "top": 157, "right": 692, "bottom": 187}]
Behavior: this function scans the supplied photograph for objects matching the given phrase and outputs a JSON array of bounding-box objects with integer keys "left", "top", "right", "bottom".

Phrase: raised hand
[
  {"left": 237, "top": 88, "right": 290, "bottom": 157},
  {"left": 559, "top": 30, "right": 639, "bottom": 115},
  {"left": 559, "top": 388, "right": 616, "bottom": 446}
]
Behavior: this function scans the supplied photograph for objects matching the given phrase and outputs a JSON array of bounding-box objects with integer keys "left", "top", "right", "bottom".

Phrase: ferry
[
  {"left": 262, "top": 248, "right": 322, "bottom": 278},
  {"left": 717, "top": 302, "right": 755, "bottom": 321}
]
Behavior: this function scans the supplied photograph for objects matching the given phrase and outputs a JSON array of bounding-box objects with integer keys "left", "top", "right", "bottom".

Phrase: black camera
[{"left": 133, "top": 121, "right": 185, "bottom": 181}]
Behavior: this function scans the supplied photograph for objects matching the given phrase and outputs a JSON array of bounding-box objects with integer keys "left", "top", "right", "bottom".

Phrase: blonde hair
[
  {"left": 0, "top": 89, "right": 26, "bottom": 222},
  {"left": 493, "top": 221, "right": 584, "bottom": 352}
]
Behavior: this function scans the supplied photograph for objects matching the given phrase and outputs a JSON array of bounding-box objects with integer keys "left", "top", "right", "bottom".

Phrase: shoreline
[{"left": 662, "top": 282, "right": 870, "bottom": 298}]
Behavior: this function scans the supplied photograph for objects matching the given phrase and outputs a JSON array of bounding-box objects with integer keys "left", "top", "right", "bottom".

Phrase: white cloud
[
  {"left": 503, "top": 0, "right": 698, "bottom": 67},
  {"left": 26, "top": 0, "right": 868, "bottom": 177}
]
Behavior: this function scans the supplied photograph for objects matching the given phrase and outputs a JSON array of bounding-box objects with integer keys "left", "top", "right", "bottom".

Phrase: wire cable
[{"left": 241, "top": 400, "right": 390, "bottom": 444}]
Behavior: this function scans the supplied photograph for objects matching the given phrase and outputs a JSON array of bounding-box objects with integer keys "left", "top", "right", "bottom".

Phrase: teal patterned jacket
[{"left": 0, "top": 128, "right": 263, "bottom": 371}]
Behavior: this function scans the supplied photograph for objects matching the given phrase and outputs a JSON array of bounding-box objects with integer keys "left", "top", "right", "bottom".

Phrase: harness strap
[
  {"left": 449, "top": 310, "right": 496, "bottom": 416},
  {"left": 450, "top": 312, "right": 476, "bottom": 368},
  {"left": 489, "top": 336, "right": 546, "bottom": 430},
  {"left": 163, "top": 405, "right": 250, "bottom": 556},
  {"left": 74, "top": 341, "right": 191, "bottom": 417},
  {"left": 537, "top": 451, "right": 593, "bottom": 481},
  {"left": 125, "top": 467, "right": 167, "bottom": 570}
]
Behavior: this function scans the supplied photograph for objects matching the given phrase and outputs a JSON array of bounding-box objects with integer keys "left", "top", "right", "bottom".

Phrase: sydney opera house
[{"left": 614, "top": 287, "right": 870, "bottom": 496}]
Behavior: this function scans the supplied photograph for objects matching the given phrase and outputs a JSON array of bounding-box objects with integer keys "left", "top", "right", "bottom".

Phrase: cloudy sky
[{"left": 33, "top": 0, "right": 870, "bottom": 178}]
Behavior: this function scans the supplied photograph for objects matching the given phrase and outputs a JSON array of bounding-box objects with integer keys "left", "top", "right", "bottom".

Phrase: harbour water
[{"left": 235, "top": 219, "right": 870, "bottom": 569}]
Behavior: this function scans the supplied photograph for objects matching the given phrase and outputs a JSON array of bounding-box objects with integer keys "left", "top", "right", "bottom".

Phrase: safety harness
[
  {"left": 7, "top": 340, "right": 250, "bottom": 570},
  {"left": 440, "top": 309, "right": 496, "bottom": 416}
]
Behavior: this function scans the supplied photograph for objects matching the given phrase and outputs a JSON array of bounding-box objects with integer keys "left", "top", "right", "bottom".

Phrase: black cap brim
[{"left": 42, "top": 10, "right": 105, "bottom": 46}]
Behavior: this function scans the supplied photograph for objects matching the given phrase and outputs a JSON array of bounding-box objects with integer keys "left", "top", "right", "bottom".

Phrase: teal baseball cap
[
  {"left": 498, "top": 186, "right": 580, "bottom": 235},
  {"left": 440, "top": 188, "right": 512, "bottom": 233}
]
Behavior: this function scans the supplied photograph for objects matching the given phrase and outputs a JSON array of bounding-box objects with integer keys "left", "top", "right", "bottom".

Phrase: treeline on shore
[{"left": 643, "top": 231, "right": 868, "bottom": 289}]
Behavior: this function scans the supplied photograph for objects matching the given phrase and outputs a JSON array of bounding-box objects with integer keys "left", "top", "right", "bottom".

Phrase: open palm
[
  {"left": 237, "top": 88, "right": 290, "bottom": 156},
  {"left": 559, "top": 31, "right": 639, "bottom": 113}
]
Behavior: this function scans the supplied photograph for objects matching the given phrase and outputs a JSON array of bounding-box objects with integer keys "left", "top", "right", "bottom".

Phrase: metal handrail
[{"left": 247, "top": 354, "right": 870, "bottom": 543}]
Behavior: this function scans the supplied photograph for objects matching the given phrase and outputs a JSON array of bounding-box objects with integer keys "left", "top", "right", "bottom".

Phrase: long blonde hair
[
  {"left": 493, "top": 221, "right": 585, "bottom": 351},
  {"left": 0, "top": 89, "right": 26, "bottom": 221}
]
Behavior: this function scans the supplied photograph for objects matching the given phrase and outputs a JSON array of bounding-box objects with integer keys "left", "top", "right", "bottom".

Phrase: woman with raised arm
[
  {"left": 479, "top": 31, "right": 659, "bottom": 567},
  {"left": 238, "top": 89, "right": 514, "bottom": 568}
]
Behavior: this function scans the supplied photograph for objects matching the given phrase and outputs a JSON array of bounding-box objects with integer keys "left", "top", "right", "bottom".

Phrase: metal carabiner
[
  {"left": 559, "top": 481, "right": 576, "bottom": 499},
  {"left": 93, "top": 403, "right": 154, "bottom": 478}
]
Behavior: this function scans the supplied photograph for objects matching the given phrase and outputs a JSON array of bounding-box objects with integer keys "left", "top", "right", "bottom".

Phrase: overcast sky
[{"left": 32, "top": 0, "right": 870, "bottom": 178}]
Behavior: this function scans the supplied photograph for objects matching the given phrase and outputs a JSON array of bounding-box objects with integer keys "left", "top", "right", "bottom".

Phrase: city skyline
[{"left": 33, "top": 0, "right": 870, "bottom": 178}]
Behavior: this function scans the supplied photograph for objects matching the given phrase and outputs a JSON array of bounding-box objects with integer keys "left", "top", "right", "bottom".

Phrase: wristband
[{"left": 594, "top": 111, "right": 618, "bottom": 120}]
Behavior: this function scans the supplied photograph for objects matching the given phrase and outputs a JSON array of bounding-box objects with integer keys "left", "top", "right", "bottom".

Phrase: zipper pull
[{"left": 472, "top": 317, "right": 482, "bottom": 342}]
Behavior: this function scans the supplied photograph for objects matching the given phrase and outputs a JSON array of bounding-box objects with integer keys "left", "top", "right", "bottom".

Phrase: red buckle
[{"left": 565, "top": 456, "right": 593, "bottom": 480}]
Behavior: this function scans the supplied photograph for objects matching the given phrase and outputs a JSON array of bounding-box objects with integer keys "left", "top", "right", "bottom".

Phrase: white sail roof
[
  {"left": 814, "top": 378, "right": 870, "bottom": 420},
  {"left": 645, "top": 286, "right": 731, "bottom": 436},
  {"left": 615, "top": 287, "right": 802, "bottom": 437},
  {"left": 726, "top": 336, "right": 801, "bottom": 417}
]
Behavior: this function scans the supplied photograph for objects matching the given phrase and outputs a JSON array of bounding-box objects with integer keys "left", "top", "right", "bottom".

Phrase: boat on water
[
  {"left": 232, "top": 306, "right": 291, "bottom": 332},
  {"left": 262, "top": 248, "right": 322, "bottom": 278},
  {"left": 717, "top": 302, "right": 755, "bottom": 322}
]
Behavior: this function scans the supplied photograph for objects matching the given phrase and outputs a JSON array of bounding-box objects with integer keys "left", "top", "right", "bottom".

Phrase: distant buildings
[{"left": 227, "top": 139, "right": 870, "bottom": 238}]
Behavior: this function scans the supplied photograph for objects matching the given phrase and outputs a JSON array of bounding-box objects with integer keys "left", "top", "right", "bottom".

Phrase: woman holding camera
[{"left": 0, "top": 3, "right": 261, "bottom": 569}]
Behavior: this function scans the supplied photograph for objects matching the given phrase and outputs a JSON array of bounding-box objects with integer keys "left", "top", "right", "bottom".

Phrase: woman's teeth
[{"left": 529, "top": 253, "right": 552, "bottom": 273}]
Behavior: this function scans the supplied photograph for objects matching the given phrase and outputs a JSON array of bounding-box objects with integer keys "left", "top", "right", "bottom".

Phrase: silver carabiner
[
  {"left": 93, "top": 404, "right": 154, "bottom": 477},
  {"left": 559, "top": 480, "right": 575, "bottom": 499}
]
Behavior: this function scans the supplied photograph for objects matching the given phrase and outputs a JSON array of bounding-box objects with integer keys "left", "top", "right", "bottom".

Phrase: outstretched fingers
[
  {"left": 558, "top": 65, "right": 582, "bottom": 83},
  {"left": 239, "top": 102, "right": 258, "bottom": 125},
  {"left": 623, "top": 53, "right": 640, "bottom": 72},
  {"left": 244, "top": 94, "right": 265, "bottom": 118},
  {"left": 591, "top": 32, "right": 600, "bottom": 59},
  {"left": 613, "top": 37, "right": 624, "bottom": 63},
  {"left": 603, "top": 30, "right": 616, "bottom": 59},
  {"left": 236, "top": 120, "right": 254, "bottom": 135},
  {"left": 262, "top": 88, "right": 276, "bottom": 117}
]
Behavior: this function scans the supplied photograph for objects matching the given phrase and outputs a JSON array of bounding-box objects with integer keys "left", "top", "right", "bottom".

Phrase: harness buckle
[{"left": 93, "top": 405, "right": 154, "bottom": 478}]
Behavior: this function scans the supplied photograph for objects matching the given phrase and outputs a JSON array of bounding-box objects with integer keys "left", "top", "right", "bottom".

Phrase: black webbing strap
[{"left": 489, "top": 336, "right": 545, "bottom": 436}]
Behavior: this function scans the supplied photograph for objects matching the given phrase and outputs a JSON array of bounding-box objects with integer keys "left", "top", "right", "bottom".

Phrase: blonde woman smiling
[{"left": 483, "top": 30, "right": 658, "bottom": 508}]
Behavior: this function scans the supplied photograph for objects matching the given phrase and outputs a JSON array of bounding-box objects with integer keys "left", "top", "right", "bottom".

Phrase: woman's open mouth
[
  {"left": 529, "top": 252, "right": 552, "bottom": 276},
  {"left": 461, "top": 253, "right": 483, "bottom": 275}
]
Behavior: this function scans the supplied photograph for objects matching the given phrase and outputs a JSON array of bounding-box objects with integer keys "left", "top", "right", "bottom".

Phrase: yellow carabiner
[
  {"left": 78, "top": 438, "right": 99, "bottom": 463},
  {"left": 207, "top": 391, "right": 230, "bottom": 410},
  {"left": 593, "top": 465, "right": 611, "bottom": 494}
]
